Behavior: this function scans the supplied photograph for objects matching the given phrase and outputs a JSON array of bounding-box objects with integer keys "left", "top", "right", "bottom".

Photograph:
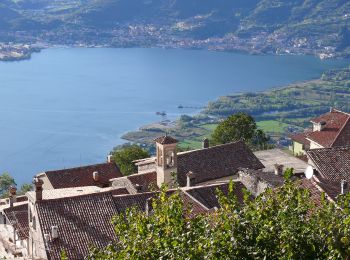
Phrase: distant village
[
  {"left": 0, "top": 107, "right": 350, "bottom": 259},
  {"left": 0, "top": 23, "right": 340, "bottom": 62}
]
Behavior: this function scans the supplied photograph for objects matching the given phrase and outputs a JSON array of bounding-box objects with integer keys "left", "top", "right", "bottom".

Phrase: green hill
[{"left": 2, "top": 0, "right": 350, "bottom": 55}]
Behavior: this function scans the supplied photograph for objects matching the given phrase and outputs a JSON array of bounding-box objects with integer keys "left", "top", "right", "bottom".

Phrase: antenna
[{"left": 305, "top": 165, "right": 314, "bottom": 179}]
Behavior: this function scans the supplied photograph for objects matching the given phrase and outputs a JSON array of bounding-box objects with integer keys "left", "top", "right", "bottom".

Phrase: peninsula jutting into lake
[{"left": 0, "top": 47, "right": 348, "bottom": 185}]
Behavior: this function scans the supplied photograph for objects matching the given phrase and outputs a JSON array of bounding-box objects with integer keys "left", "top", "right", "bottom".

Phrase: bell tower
[{"left": 154, "top": 135, "right": 178, "bottom": 187}]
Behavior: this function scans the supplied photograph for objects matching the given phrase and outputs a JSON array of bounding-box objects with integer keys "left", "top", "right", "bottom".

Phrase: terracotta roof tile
[
  {"left": 3, "top": 204, "right": 29, "bottom": 240},
  {"left": 314, "top": 178, "right": 341, "bottom": 201},
  {"left": 113, "top": 190, "right": 207, "bottom": 217},
  {"left": 306, "top": 146, "right": 350, "bottom": 182},
  {"left": 298, "top": 178, "right": 325, "bottom": 206},
  {"left": 109, "top": 188, "right": 129, "bottom": 196},
  {"left": 290, "top": 132, "right": 311, "bottom": 146},
  {"left": 177, "top": 141, "right": 264, "bottom": 186},
  {"left": 16, "top": 195, "right": 28, "bottom": 203},
  {"left": 44, "top": 162, "right": 123, "bottom": 189},
  {"left": 154, "top": 135, "right": 178, "bottom": 144},
  {"left": 113, "top": 192, "right": 157, "bottom": 213},
  {"left": 127, "top": 171, "right": 158, "bottom": 192},
  {"left": 308, "top": 110, "right": 350, "bottom": 147},
  {"left": 185, "top": 182, "right": 246, "bottom": 209},
  {"left": 36, "top": 192, "right": 118, "bottom": 260}
]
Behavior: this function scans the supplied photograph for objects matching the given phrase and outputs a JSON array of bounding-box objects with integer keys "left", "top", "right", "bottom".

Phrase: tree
[
  {"left": 111, "top": 145, "right": 150, "bottom": 176},
  {"left": 212, "top": 112, "right": 257, "bottom": 144},
  {"left": 251, "top": 129, "right": 270, "bottom": 150},
  {"left": 0, "top": 172, "right": 16, "bottom": 198},
  {"left": 211, "top": 112, "right": 270, "bottom": 149},
  {"left": 89, "top": 177, "right": 350, "bottom": 259},
  {"left": 18, "top": 183, "right": 33, "bottom": 195}
]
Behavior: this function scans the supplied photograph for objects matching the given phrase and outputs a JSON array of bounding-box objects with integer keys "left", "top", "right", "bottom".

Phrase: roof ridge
[
  {"left": 178, "top": 140, "right": 244, "bottom": 156},
  {"left": 330, "top": 115, "right": 350, "bottom": 147},
  {"left": 331, "top": 108, "right": 350, "bottom": 116},
  {"left": 36, "top": 190, "right": 114, "bottom": 203},
  {"left": 113, "top": 191, "right": 158, "bottom": 198},
  {"left": 182, "top": 181, "right": 232, "bottom": 190},
  {"left": 306, "top": 145, "right": 350, "bottom": 153},
  {"left": 45, "top": 161, "right": 115, "bottom": 173}
]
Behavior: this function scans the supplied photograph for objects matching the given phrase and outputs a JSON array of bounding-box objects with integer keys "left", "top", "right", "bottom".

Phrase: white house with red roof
[{"left": 290, "top": 108, "right": 350, "bottom": 155}]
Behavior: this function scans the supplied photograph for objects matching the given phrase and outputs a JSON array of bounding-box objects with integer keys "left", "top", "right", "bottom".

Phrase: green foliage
[
  {"left": 211, "top": 112, "right": 270, "bottom": 149},
  {"left": 89, "top": 180, "right": 350, "bottom": 259},
  {"left": 205, "top": 66, "right": 350, "bottom": 124},
  {"left": 0, "top": 172, "right": 16, "bottom": 198},
  {"left": 283, "top": 167, "right": 294, "bottom": 181},
  {"left": 212, "top": 112, "right": 257, "bottom": 144},
  {"left": 60, "top": 249, "right": 68, "bottom": 260},
  {"left": 111, "top": 144, "right": 150, "bottom": 176},
  {"left": 18, "top": 183, "right": 33, "bottom": 195}
]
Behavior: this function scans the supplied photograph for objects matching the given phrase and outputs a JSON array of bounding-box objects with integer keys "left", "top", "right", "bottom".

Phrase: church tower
[{"left": 154, "top": 135, "right": 178, "bottom": 188}]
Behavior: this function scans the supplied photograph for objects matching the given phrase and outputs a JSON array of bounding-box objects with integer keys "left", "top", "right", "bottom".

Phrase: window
[{"left": 33, "top": 216, "right": 36, "bottom": 230}]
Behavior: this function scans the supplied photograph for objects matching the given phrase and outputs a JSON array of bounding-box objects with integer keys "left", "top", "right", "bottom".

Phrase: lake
[{"left": 0, "top": 47, "right": 348, "bottom": 185}]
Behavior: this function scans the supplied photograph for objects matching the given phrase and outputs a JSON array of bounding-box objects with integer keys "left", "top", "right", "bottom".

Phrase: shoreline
[
  {"left": 0, "top": 42, "right": 347, "bottom": 62},
  {"left": 119, "top": 64, "right": 350, "bottom": 151}
]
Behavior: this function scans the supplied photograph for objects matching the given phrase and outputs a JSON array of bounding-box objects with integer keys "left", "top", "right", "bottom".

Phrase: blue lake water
[{"left": 0, "top": 47, "right": 348, "bottom": 185}]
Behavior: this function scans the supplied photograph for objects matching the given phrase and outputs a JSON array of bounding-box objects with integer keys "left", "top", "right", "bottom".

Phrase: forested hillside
[{"left": 1, "top": 0, "right": 350, "bottom": 55}]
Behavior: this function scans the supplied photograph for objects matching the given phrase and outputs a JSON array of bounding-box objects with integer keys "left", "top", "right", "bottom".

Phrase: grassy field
[
  {"left": 257, "top": 120, "right": 294, "bottom": 133},
  {"left": 178, "top": 123, "right": 218, "bottom": 150}
]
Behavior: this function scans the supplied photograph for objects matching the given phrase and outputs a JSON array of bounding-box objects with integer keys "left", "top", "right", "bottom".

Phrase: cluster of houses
[{"left": 0, "top": 108, "right": 349, "bottom": 259}]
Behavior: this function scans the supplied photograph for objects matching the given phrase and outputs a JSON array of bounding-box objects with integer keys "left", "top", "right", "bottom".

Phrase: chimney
[
  {"left": 319, "top": 121, "right": 326, "bottom": 131},
  {"left": 341, "top": 180, "right": 347, "bottom": 195},
  {"left": 274, "top": 164, "right": 284, "bottom": 176},
  {"left": 202, "top": 138, "right": 209, "bottom": 149},
  {"left": 145, "top": 198, "right": 152, "bottom": 216},
  {"left": 107, "top": 155, "right": 113, "bottom": 163},
  {"left": 134, "top": 184, "right": 143, "bottom": 193},
  {"left": 186, "top": 171, "right": 196, "bottom": 187},
  {"left": 8, "top": 186, "right": 17, "bottom": 207},
  {"left": 93, "top": 171, "right": 99, "bottom": 182},
  {"left": 33, "top": 177, "right": 44, "bottom": 201},
  {"left": 51, "top": 226, "right": 59, "bottom": 240}
]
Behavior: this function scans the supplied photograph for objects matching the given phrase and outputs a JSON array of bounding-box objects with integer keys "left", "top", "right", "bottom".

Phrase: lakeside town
[
  {"left": 1, "top": 1, "right": 350, "bottom": 259},
  {"left": 1, "top": 107, "right": 350, "bottom": 258},
  {"left": 0, "top": 24, "right": 343, "bottom": 62}
]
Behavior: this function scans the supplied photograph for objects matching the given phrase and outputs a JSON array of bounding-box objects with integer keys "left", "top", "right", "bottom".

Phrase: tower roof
[{"left": 154, "top": 135, "right": 178, "bottom": 145}]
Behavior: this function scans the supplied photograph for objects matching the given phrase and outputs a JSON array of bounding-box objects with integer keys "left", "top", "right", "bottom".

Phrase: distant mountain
[
  {"left": 2, "top": 0, "right": 350, "bottom": 56},
  {"left": 66, "top": 0, "right": 349, "bottom": 35}
]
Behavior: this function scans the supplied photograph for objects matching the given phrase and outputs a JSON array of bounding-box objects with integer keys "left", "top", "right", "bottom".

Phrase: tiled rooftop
[
  {"left": 177, "top": 141, "right": 264, "bottom": 186},
  {"left": 27, "top": 186, "right": 124, "bottom": 201},
  {"left": 36, "top": 191, "right": 118, "bottom": 260},
  {"left": 127, "top": 171, "right": 158, "bottom": 192},
  {"left": 308, "top": 109, "right": 350, "bottom": 147},
  {"left": 3, "top": 203, "right": 29, "bottom": 240},
  {"left": 43, "top": 162, "right": 123, "bottom": 189},
  {"left": 290, "top": 131, "right": 311, "bottom": 146},
  {"left": 184, "top": 182, "right": 246, "bottom": 209},
  {"left": 35, "top": 187, "right": 211, "bottom": 259},
  {"left": 306, "top": 146, "right": 350, "bottom": 182}
]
